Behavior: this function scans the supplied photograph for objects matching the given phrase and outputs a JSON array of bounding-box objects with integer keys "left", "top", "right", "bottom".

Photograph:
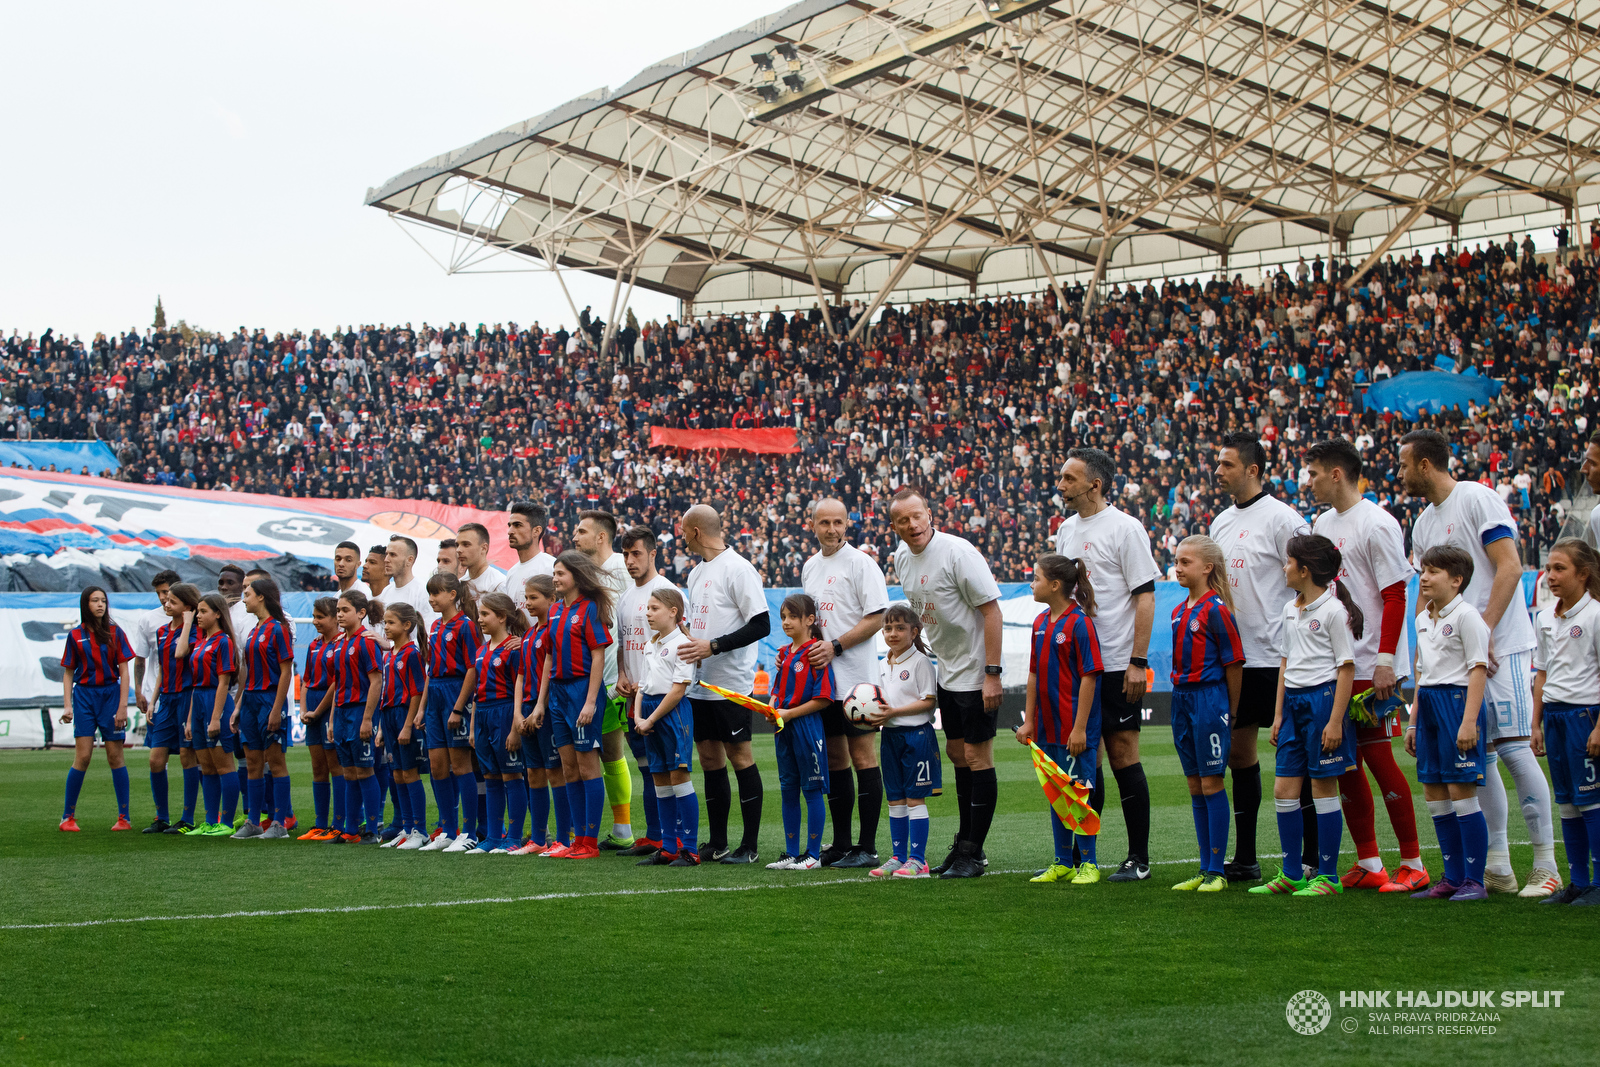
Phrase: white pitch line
[{"left": 3, "top": 841, "right": 1536, "bottom": 932}]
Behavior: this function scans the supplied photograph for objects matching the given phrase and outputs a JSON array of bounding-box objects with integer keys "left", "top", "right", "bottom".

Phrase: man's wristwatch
[
  {"left": 985, "top": 664, "right": 1002, "bottom": 676},
  {"left": 1129, "top": 656, "right": 1149, "bottom": 670},
  {"left": 709, "top": 638, "right": 720, "bottom": 655},
  {"left": 831, "top": 639, "right": 844, "bottom": 657}
]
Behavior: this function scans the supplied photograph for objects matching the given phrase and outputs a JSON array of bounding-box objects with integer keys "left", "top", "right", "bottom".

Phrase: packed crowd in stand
[{"left": 5, "top": 225, "right": 1600, "bottom": 585}]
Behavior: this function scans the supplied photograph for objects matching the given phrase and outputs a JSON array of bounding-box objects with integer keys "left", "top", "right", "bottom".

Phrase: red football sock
[
  {"left": 1362, "top": 737, "right": 1419, "bottom": 858},
  {"left": 1338, "top": 752, "right": 1379, "bottom": 861}
]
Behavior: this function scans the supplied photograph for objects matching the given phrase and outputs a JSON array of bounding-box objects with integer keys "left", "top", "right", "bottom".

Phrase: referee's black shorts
[
  {"left": 938, "top": 686, "right": 997, "bottom": 745},
  {"left": 1232, "top": 667, "right": 1280, "bottom": 730},
  {"left": 821, "top": 700, "right": 877, "bottom": 739},
  {"left": 690, "top": 697, "right": 752, "bottom": 745},
  {"left": 1101, "top": 670, "right": 1142, "bottom": 734}
]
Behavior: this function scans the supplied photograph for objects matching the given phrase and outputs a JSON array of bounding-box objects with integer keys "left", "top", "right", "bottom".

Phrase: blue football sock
[
  {"left": 220, "top": 770, "right": 241, "bottom": 823},
  {"left": 151, "top": 769, "right": 169, "bottom": 823},
  {"left": 528, "top": 783, "right": 550, "bottom": 845},
  {"left": 1458, "top": 809, "right": 1488, "bottom": 885},
  {"left": 63, "top": 767, "right": 86, "bottom": 820},
  {"left": 891, "top": 810, "right": 910, "bottom": 862},
  {"left": 654, "top": 787, "right": 676, "bottom": 851},
  {"left": 452, "top": 772, "right": 476, "bottom": 836},
  {"left": 429, "top": 774, "right": 453, "bottom": 834},
  {"left": 181, "top": 766, "right": 201, "bottom": 824},
  {"left": 641, "top": 770, "right": 662, "bottom": 842},
  {"left": 1205, "top": 790, "right": 1231, "bottom": 875},
  {"left": 201, "top": 772, "right": 221, "bottom": 824},
  {"left": 358, "top": 775, "right": 383, "bottom": 833},
  {"left": 394, "top": 777, "right": 413, "bottom": 833},
  {"left": 1276, "top": 806, "right": 1304, "bottom": 879},
  {"left": 554, "top": 783, "right": 575, "bottom": 845},
  {"left": 1433, "top": 812, "right": 1464, "bottom": 884},
  {"left": 909, "top": 808, "right": 930, "bottom": 863},
  {"left": 804, "top": 788, "right": 826, "bottom": 858},
  {"left": 246, "top": 776, "right": 265, "bottom": 823},
  {"left": 110, "top": 766, "right": 130, "bottom": 818},
  {"left": 1315, "top": 806, "right": 1342, "bottom": 878},
  {"left": 583, "top": 777, "right": 605, "bottom": 841},
  {"left": 1562, "top": 816, "right": 1591, "bottom": 887},
  {"left": 505, "top": 779, "right": 528, "bottom": 843},
  {"left": 272, "top": 774, "right": 291, "bottom": 826},
  {"left": 236, "top": 763, "right": 248, "bottom": 800},
  {"left": 1050, "top": 809, "right": 1074, "bottom": 865},
  {"left": 477, "top": 781, "right": 488, "bottom": 838},
  {"left": 1077, "top": 833, "right": 1098, "bottom": 866},
  {"left": 408, "top": 780, "right": 427, "bottom": 834},
  {"left": 312, "top": 779, "right": 330, "bottom": 828},
  {"left": 1191, "top": 794, "right": 1210, "bottom": 871},
  {"left": 677, "top": 784, "right": 699, "bottom": 854},
  {"left": 346, "top": 778, "right": 363, "bottom": 836},
  {"left": 1583, "top": 807, "right": 1600, "bottom": 884},
  {"left": 485, "top": 779, "right": 506, "bottom": 846},
  {"left": 331, "top": 775, "right": 347, "bottom": 832},
  {"left": 782, "top": 786, "right": 801, "bottom": 857},
  {"left": 262, "top": 771, "right": 275, "bottom": 816}
]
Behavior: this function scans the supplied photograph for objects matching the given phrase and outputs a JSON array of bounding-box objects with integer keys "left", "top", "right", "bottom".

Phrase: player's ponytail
[
  {"left": 1286, "top": 533, "right": 1364, "bottom": 641},
  {"left": 882, "top": 603, "right": 929, "bottom": 656},
  {"left": 1035, "top": 552, "right": 1097, "bottom": 617},
  {"left": 385, "top": 602, "right": 428, "bottom": 663},
  {"left": 648, "top": 587, "right": 685, "bottom": 626},
  {"left": 1550, "top": 538, "right": 1600, "bottom": 600},
  {"left": 339, "top": 588, "right": 383, "bottom": 628},
  {"left": 198, "top": 591, "right": 240, "bottom": 651},
  {"left": 427, "top": 571, "right": 478, "bottom": 625},
  {"left": 1176, "top": 534, "right": 1234, "bottom": 611},
  {"left": 780, "top": 593, "right": 824, "bottom": 641},
  {"left": 479, "top": 591, "right": 530, "bottom": 638},
  {"left": 249, "top": 577, "right": 292, "bottom": 630}
]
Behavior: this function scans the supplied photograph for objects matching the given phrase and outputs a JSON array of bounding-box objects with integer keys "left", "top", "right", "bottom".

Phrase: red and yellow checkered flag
[
  {"left": 1028, "top": 742, "right": 1099, "bottom": 835},
  {"left": 697, "top": 681, "right": 784, "bottom": 732}
]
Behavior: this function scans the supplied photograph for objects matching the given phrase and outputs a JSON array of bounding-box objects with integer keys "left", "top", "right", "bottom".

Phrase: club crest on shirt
[
  {"left": 1572, "top": 626, "right": 1585, "bottom": 639},
  {"left": 445, "top": 632, "right": 455, "bottom": 642},
  {"left": 1189, "top": 617, "right": 1201, "bottom": 632},
  {"left": 899, "top": 669, "right": 910, "bottom": 680},
  {"left": 1238, "top": 530, "right": 1248, "bottom": 539},
  {"left": 1308, "top": 619, "right": 1321, "bottom": 632},
  {"left": 1054, "top": 631, "right": 1067, "bottom": 644},
  {"left": 1441, "top": 624, "right": 1454, "bottom": 637}
]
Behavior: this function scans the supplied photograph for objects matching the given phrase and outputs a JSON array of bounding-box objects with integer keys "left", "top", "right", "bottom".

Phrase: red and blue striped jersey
[
  {"left": 546, "top": 598, "right": 611, "bottom": 680},
  {"left": 519, "top": 622, "right": 549, "bottom": 700},
  {"left": 1029, "top": 606, "right": 1103, "bottom": 744},
  {"left": 242, "top": 617, "right": 293, "bottom": 691},
  {"left": 772, "top": 640, "right": 836, "bottom": 709},
  {"left": 61, "top": 624, "right": 135, "bottom": 687},
  {"left": 331, "top": 631, "right": 382, "bottom": 706},
  {"left": 302, "top": 634, "right": 338, "bottom": 692},
  {"left": 1169, "top": 591, "right": 1245, "bottom": 686},
  {"left": 382, "top": 643, "right": 426, "bottom": 709},
  {"left": 153, "top": 623, "right": 191, "bottom": 694},
  {"left": 428, "top": 612, "right": 481, "bottom": 678},
  {"left": 188, "top": 630, "right": 236, "bottom": 689},
  {"left": 474, "top": 637, "right": 522, "bottom": 702}
]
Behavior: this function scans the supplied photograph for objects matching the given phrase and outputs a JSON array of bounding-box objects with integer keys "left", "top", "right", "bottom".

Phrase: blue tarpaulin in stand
[
  {"left": 0, "top": 441, "right": 120, "bottom": 474},
  {"left": 1361, "top": 370, "right": 1501, "bottom": 419}
]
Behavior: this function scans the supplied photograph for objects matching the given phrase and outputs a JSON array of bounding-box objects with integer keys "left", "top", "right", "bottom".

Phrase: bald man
[
  {"left": 802, "top": 498, "right": 888, "bottom": 867},
  {"left": 678, "top": 505, "right": 770, "bottom": 863}
]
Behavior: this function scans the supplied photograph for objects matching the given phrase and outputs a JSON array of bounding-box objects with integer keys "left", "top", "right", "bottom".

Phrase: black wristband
[
  {"left": 1129, "top": 657, "right": 1149, "bottom": 669},
  {"left": 831, "top": 639, "right": 844, "bottom": 657}
]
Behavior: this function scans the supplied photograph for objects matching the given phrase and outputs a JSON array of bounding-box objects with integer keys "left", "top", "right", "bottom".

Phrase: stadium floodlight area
[{"left": 366, "top": 0, "right": 1600, "bottom": 336}]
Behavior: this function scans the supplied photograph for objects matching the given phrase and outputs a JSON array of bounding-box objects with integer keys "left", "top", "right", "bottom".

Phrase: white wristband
[{"left": 1375, "top": 653, "right": 1395, "bottom": 669}]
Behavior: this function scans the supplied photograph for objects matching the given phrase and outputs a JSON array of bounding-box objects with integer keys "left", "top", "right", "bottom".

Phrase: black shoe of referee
[
  {"left": 937, "top": 841, "right": 985, "bottom": 879},
  {"left": 1223, "top": 859, "right": 1261, "bottom": 883},
  {"left": 817, "top": 842, "right": 851, "bottom": 867},
  {"left": 832, "top": 847, "right": 878, "bottom": 869},
  {"left": 930, "top": 834, "right": 962, "bottom": 875},
  {"left": 720, "top": 844, "right": 759, "bottom": 864},
  {"left": 1107, "top": 856, "right": 1150, "bottom": 882}
]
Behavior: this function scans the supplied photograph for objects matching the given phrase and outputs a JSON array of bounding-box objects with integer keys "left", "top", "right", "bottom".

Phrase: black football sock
[
  {"left": 1299, "top": 778, "right": 1318, "bottom": 868},
  {"left": 1113, "top": 762, "right": 1151, "bottom": 863},
  {"left": 952, "top": 765, "right": 973, "bottom": 843},
  {"left": 1080, "top": 775, "right": 1107, "bottom": 865},
  {"left": 735, "top": 764, "right": 764, "bottom": 851},
  {"left": 855, "top": 766, "right": 883, "bottom": 852},
  {"left": 967, "top": 768, "right": 998, "bottom": 849},
  {"left": 827, "top": 768, "right": 855, "bottom": 848},
  {"left": 703, "top": 766, "right": 731, "bottom": 850},
  {"left": 1232, "top": 762, "right": 1262, "bottom": 866}
]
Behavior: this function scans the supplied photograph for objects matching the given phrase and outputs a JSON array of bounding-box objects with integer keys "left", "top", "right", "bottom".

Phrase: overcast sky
[{"left": 2, "top": 1, "right": 759, "bottom": 340}]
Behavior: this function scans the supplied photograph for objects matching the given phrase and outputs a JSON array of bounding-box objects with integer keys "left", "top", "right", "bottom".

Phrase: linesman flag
[
  {"left": 696, "top": 682, "right": 785, "bottom": 732},
  {"left": 1028, "top": 742, "right": 1100, "bottom": 835}
]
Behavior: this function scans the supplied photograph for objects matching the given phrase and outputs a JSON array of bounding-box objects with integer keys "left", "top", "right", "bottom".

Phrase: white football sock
[
  {"left": 1480, "top": 751, "right": 1512, "bottom": 875},
  {"left": 1358, "top": 856, "right": 1384, "bottom": 873},
  {"left": 1496, "top": 739, "right": 1555, "bottom": 868}
]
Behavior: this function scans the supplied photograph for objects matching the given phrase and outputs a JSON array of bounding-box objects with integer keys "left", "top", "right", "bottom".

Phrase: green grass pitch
[{"left": 2, "top": 734, "right": 1594, "bottom": 1066}]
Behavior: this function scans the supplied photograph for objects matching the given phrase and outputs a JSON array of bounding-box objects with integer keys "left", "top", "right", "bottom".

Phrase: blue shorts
[
  {"left": 881, "top": 724, "right": 943, "bottom": 799},
  {"left": 774, "top": 711, "right": 829, "bottom": 793},
  {"left": 334, "top": 701, "right": 376, "bottom": 769},
  {"left": 1543, "top": 702, "right": 1600, "bottom": 807},
  {"left": 1414, "top": 685, "right": 1487, "bottom": 785},
  {"left": 425, "top": 677, "right": 472, "bottom": 750},
  {"left": 549, "top": 677, "right": 606, "bottom": 753},
  {"left": 639, "top": 692, "right": 694, "bottom": 775},
  {"left": 147, "top": 690, "right": 189, "bottom": 750},
  {"left": 382, "top": 704, "right": 427, "bottom": 772},
  {"left": 239, "top": 689, "right": 287, "bottom": 751},
  {"left": 1276, "top": 683, "right": 1357, "bottom": 779},
  {"left": 1172, "top": 681, "right": 1231, "bottom": 778},
  {"left": 474, "top": 698, "right": 526, "bottom": 775},
  {"left": 71, "top": 682, "right": 125, "bottom": 743},
  {"left": 301, "top": 688, "right": 332, "bottom": 748},
  {"left": 529, "top": 714, "right": 561, "bottom": 770},
  {"left": 1037, "top": 738, "right": 1098, "bottom": 792},
  {"left": 188, "top": 687, "right": 236, "bottom": 751}
]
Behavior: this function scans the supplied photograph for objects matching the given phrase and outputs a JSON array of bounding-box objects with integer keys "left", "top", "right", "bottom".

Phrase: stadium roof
[{"left": 366, "top": 0, "right": 1600, "bottom": 332}]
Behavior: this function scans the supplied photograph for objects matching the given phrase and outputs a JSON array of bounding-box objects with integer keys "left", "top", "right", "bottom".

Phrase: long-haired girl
[
  {"left": 765, "top": 593, "right": 836, "bottom": 870},
  {"left": 1018, "top": 555, "right": 1104, "bottom": 885},
  {"left": 297, "top": 597, "right": 343, "bottom": 840},
  {"left": 1250, "top": 534, "right": 1362, "bottom": 897},
  {"left": 381, "top": 603, "right": 430, "bottom": 849},
  {"left": 313, "top": 589, "right": 385, "bottom": 842},
  {"left": 180, "top": 592, "right": 241, "bottom": 836},
  {"left": 58, "top": 586, "right": 137, "bottom": 832},
  {"left": 511, "top": 574, "right": 566, "bottom": 854},
  {"left": 1168, "top": 536, "right": 1244, "bottom": 891},
  {"left": 232, "top": 578, "right": 295, "bottom": 839},
  {"left": 632, "top": 587, "right": 698, "bottom": 865},
  {"left": 867, "top": 603, "right": 941, "bottom": 878},
  {"left": 147, "top": 583, "right": 201, "bottom": 834},
  {"left": 457, "top": 591, "right": 528, "bottom": 854},
  {"left": 528, "top": 552, "right": 612, "bottom": 859},
  {"left": 421, "top": 572, "right": 482, "bottom": 851}
]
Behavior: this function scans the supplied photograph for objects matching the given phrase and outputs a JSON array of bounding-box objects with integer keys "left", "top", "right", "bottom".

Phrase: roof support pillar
[
  {"left": 1348, "top": 203, "right": 1430, "bottom": 286},
  {"left": 1028, "top": 235, "right": 1070, "bottom": 320},
  {"left": 847, "top": 247, "right": 922, "bottom": 343},
  {"left": 800, "top": 237, "right": 837, "bottom": 339}
]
